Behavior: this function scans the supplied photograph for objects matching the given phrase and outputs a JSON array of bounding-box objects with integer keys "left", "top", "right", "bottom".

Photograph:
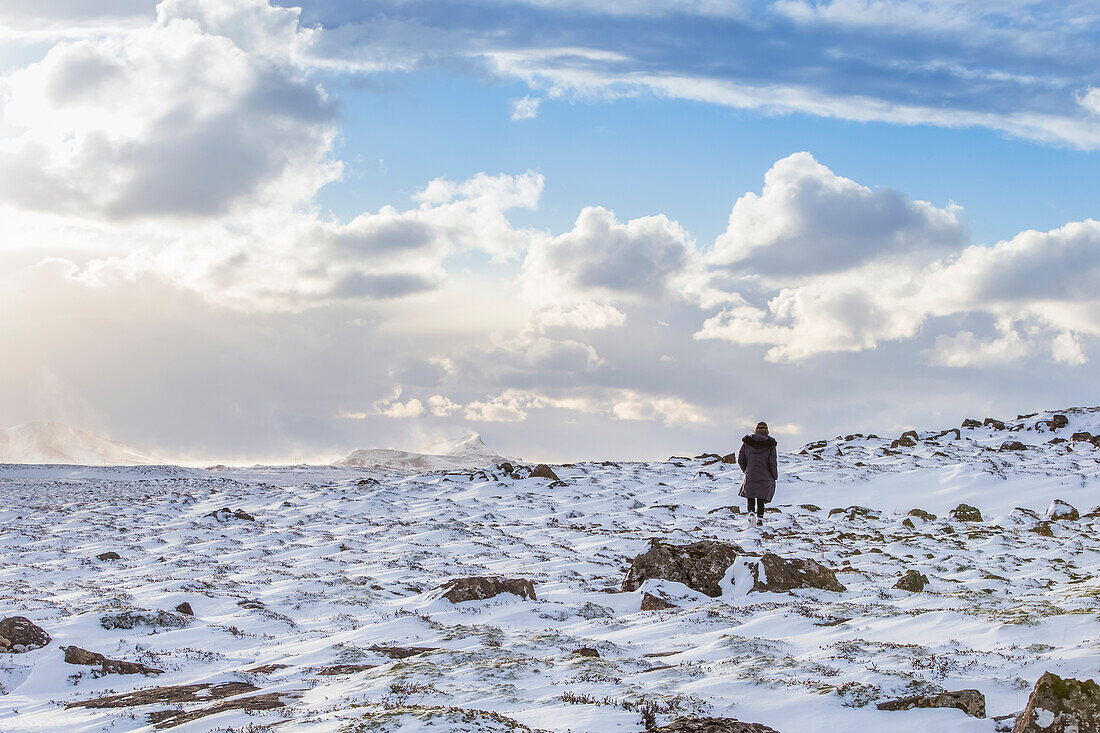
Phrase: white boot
[{"left": 748, "top": 513, "right": 759, "bottom": 528}]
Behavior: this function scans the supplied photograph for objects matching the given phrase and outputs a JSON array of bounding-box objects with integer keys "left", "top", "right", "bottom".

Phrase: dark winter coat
[{"left": 737, "top": 433, "right": 778, "bottom": 501}]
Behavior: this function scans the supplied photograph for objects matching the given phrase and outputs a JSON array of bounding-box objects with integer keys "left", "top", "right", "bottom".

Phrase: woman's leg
[
  {"left": 747, "top": 497, "right": 756, "bottom": 515},
  {"left": 756, "top": 499, "right": 766, "bottom": 518}
]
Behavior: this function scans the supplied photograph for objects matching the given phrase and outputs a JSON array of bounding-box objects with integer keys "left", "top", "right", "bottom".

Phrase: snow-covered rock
[{"left": 0, "top": 421, "right": 157, "bottom": 465}]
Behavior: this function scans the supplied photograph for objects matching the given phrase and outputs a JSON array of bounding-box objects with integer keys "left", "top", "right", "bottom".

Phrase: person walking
[{"left": 738, "top": 421, "right": 778, "bottom": 526}]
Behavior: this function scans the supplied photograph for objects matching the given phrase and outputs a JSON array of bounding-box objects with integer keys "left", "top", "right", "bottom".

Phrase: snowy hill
[
  {"left": 333, "top": 432, "right": 513, "bottom": 470},
  {"left": 2, "top": 408, "right": 1100, "bottom": 731},
  {"left": 0, "top": 422, "right": 158, "bottom": 465}
]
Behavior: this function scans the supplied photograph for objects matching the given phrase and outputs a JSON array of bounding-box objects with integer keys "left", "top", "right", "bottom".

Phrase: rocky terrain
[{"left": 1, "top": 408, "right": 1099, "bottom": 732}]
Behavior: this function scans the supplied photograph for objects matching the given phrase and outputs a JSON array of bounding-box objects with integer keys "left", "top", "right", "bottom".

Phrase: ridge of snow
[
  {"left": 333, "top": 433, "right": 514, "bottom": 471},
  {"left": 0, "top": 421, "right": 159, "bottom": 466}
]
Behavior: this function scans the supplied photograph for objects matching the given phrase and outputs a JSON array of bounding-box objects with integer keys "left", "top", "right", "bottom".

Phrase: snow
[
  {"left": 1, "top": 407, "right": 1099, "bottom": 732},
  {"left": 0, "top": 422, "right": 159, "bottom": 465},
  {"left": 334, "top": 433, "right": 513, "bottom": 471}
]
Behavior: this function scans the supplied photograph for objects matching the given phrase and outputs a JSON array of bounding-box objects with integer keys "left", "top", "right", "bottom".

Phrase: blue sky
[{"left": 1, "top": 0, "right": 1099, "bottom": 462}]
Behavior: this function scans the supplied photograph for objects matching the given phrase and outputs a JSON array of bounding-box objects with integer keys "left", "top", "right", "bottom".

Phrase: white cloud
[
  {"left": 710, "top": 152, "right": 966, "bottom": 278},
  {"left": 510, "top": 95, "right": 542, "bottom": 120},
  {"left": 523, "top": 206, "right": 693, "bottom": 304},
  {"left": 926, "top": 327, "right": 1031, "bottom": 368},
  {"left": 427, "top": 394, "right": 462, "bottom": 416},
  {"left": 487, "top": 49, "right": 1100, "bottom": 150},
  {"left": 371, "top": 386, "right": 425, "bottom": 418},
  {"left": 1078, "top": 87, "right": 1100, "bottom": 117},
  {"left": 0, "top": 14, "right": 338, "bottom": 219},
  {"left": 1052, "top": 332, "right": 1087, "bottom": 365},
  {"left": 465, "top": 393, "right": 529, "bottom": 423},
  {"left": 531, "top": 301, "right": 627, "bottom": 330}
]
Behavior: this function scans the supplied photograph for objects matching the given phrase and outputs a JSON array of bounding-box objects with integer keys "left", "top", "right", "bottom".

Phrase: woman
[{"left": 738, "top": 421, "right": 778, "bottom": 526}]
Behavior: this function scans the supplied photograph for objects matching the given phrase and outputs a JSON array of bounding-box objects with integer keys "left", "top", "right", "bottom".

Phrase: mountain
[
  {"left": 0, "top": 422, "right": 159, "bottom": 465},
  {"left": 333, "top": 433, "right": 512, "bottom": 471}
]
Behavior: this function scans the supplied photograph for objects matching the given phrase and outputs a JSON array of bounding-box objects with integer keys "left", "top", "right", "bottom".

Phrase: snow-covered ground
[{"left": 1, "top": 408, "right": 1099, "bottom": 732}]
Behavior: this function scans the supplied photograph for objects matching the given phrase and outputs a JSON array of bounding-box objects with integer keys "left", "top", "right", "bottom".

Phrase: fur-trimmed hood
[{"left": 742, "top": 434, "right": 777, "bottom": 449}]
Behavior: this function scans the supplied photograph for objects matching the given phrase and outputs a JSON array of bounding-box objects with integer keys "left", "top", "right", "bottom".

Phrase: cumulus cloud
[
  {"left": 530, "top": 302, "right": 627, "bottom": 330},
  {"left": 1081, "top": 88, "right": 1100, "bottom": 117},
  {"left": 510, "top": 95, "right": 542, "bottom": 120},
  {"left": 709, "top": 152, "right": 967, "bottom": 278},
  {"left": 0, "top": 10, "right": 337, "bottom": 219},
  {"left": 523, "top": 206, "right": 693, "bottom": 303},
  {"left": 693, "top": 156, "right": 1100, "bottom": 365}
]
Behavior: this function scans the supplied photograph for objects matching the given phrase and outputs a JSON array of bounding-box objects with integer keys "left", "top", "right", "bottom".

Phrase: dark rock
[
  {"left": 244, "top": 663, "right": 288, "bottom": 674},
  {"left": 497, "top": 462, "right": 514, "bottom": 473},
  {"left": 1031, "top": 522, "right": 1055, "bottom": 537},
  {"left": 1012, "top": 672, "right": 1100, "bottom": 732},
  {"left": 206, "top": 507, "right": 255, "bottom": 522},
  {"left": 694, "top": 453, "right": 721, "bottom": 461},
  {"left": 368, "top": 644, "right": 437, "bottom": 659},
  {"left": 1044, "top": 499, "right": 1079, "bottom": 521},
  {"left": 891, "top": 430, "right": 919, "bottom": 448},
  {"left": 950, "top": 503, "right": 983, "bottom": 522},
  {"left": 984, "top": 418, "right": 1007, "bottom": 430},
  {"left": 573, "top": 647, "right": 600, "bottom": 658},
  {"left": 877, "top": 689, "right": 986, "bottom": 718},
  {"left": 316, "top": 663, "right": 376, "bottom": 675},
  {"left": 0, "top": 616, "right": 51, "bottom": 653},
  {"left": 799, "top": 504, "right": 821, "bottom": 512},
  {"left": 175, "top": 602, "right": 194, "bottom": 616},
  {"left": 99, "top": 610, "right": 190, "bottom": 630},
  {"left": 999, "top": 441, "right": 1029, "bottom": 452},
  {"left": 908, "top": 508, "right": 937, "bottom": 521},
  {"left": 1051, "top": 414, "right": 1069, "bottom": 429},
  {"left": 720, "top": 452, "right": 739, "bottom": 464},
  {"left": 962, "top": 418, "right": 982, "bottom": 428},
  {"left": 706, "top": 505, "right": 741, "bottom": 515},
  {"left": 894, "top": 569, "right": 929, "bottom": 592},
  {"left": 901, "top": 518, "right": 915, "bottom": 529},
  {"left": 96, "top": 551, "right": 122, "bottom": 561},
  {"left": 147, "top": 691, "right": 287, "bottom": 729},
  {"left": 640, "top": 593, "right": 678, "bottom": 611},
  {"left": 439, "top": 576, "right": 537, "bottom": 603},
  {"left": 68, "top": 682, "right": 259, "bottom": 709},
  {"left": 804, "top": 440, "right": 828, "bottom": 451},
  {"left": 935, "top": 428, "right": 962, "bottom": 440},
  {"left": 621, "top": 539, "right": 741, "bottom": 597},
  {"left": 751, "top": 553, "right": 845, "bottom": 593},
  {"left": 62, "top": 645, "right": 164, "bottom": 675},
  {"left": 529, "top": 464, "right": 559, "bottom": 481},
  {"left": 650, "top": 717, "right": 781, "bottom": 732},
  {"left": 237, "top": 599, "right": 265, "bottom": 610}
]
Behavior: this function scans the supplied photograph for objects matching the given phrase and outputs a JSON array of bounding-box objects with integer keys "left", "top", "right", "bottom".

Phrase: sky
[{"left": 1, "top": 0, "right": 1099, "bottom": 464}]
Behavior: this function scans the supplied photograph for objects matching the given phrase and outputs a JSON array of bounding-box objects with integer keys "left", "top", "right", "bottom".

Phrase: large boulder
[
  {"left": 0, "top": 617, "right": 51, "bottom": 653},
  {"left": 1044, "top": 500, "right": 1080, "bottom": 521},
  {"left": 891, "top": 430, "right": 919, "bottom": 448},
  {"left": 984, "top": 418, "right": 1007, "bottom": 430},
  {"left": 751, "top": 553, "right": 845, "bottom": 593},
  {"left": 651, "top": 718, "right": 780, "bottom": 732},
  {"left": 439, "top": 576, "right": 536, "bottom": 603},
  {"left": 640, "top": 593, "right": 678, "bottom": 611},
  {"left": 529, "top": 464, "right": 560, "bottom": 481},
  {"left": 63, "top": 645, "right": 164, "bottom": 675},
  {"left": 999, "top": 441, "right": 1029, "bottom": 452},
  {"left": 961, "top": 418, "right": 982, "bottom": 428},
  {"left": 621, "top": 539, "right": 741, "bottom": 597},
  {"left": 950, "top": 503, "right": 983, "bottom": 522},
  {"left": 878, "top": 689, "right": 986, "bottom": 718},
  {"left": 1012, "top": 672, "right": 1100, "bottom": 732},
  {"left": 894, "top": 569, "right": 929, "bottom": 592}
]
